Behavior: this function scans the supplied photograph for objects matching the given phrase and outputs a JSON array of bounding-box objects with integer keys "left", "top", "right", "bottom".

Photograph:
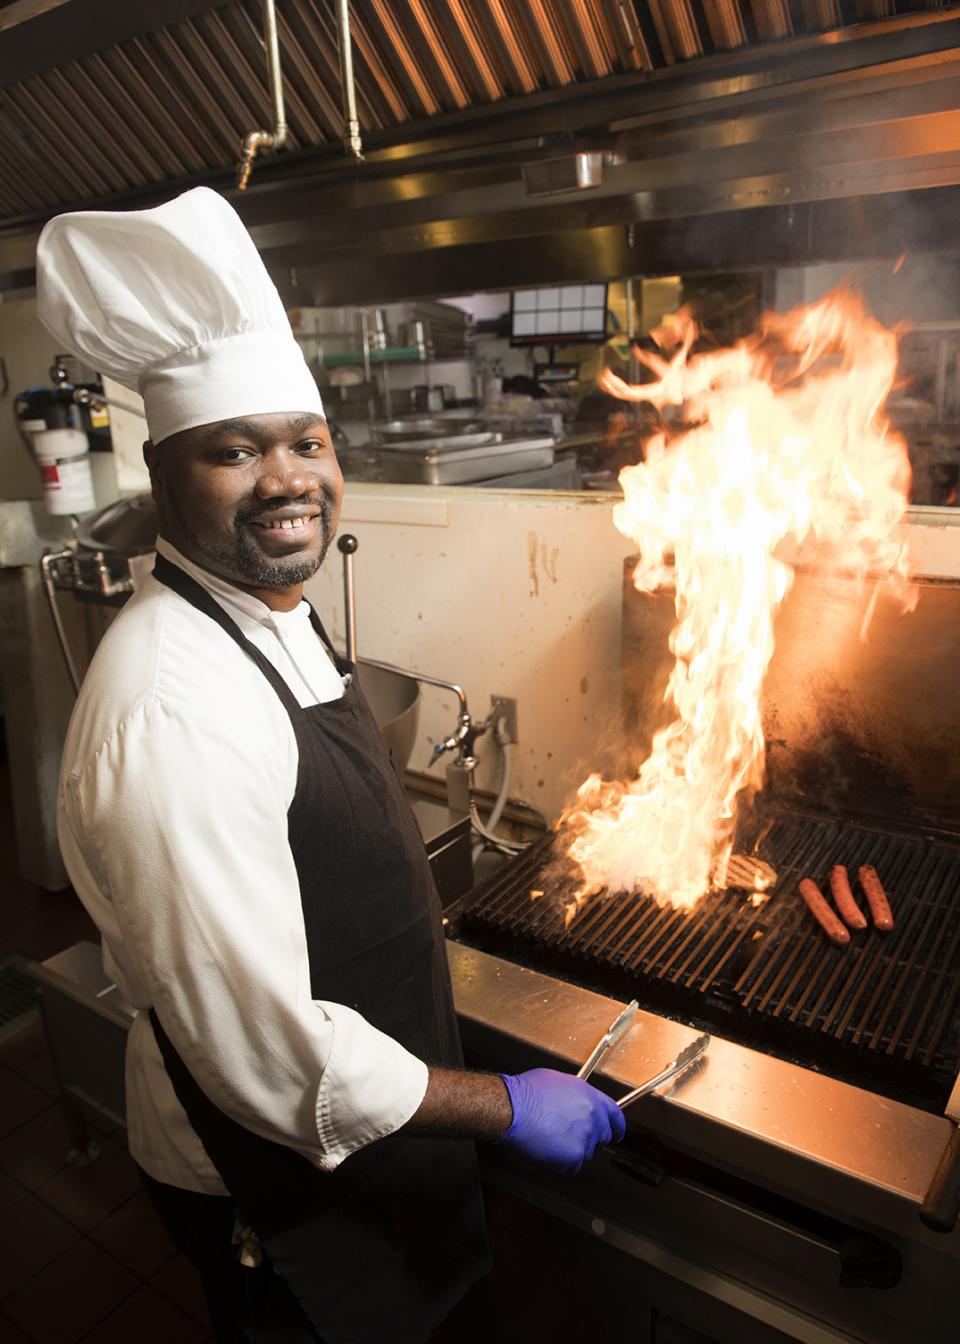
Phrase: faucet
[{"left": 337, "top": 533, "right": 487, "bottom": 808}]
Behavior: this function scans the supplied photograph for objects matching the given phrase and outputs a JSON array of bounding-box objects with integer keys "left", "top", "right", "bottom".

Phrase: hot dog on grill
[
  {"left": 828, "top": 864, "right": 867, "bottom": 931},
  {"left": 858, "top": 865, "right": 894, "bottom": 931},
  {"left": 798, "top": 878, "right": 850, "bottom": 946}
]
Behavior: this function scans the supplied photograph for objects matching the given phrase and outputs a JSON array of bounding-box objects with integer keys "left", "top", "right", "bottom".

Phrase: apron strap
[
  {"left": 152, "top": 553, "right": 303, "bottom": 720},
  {"left": 304, "top": 603, "right": 348, "bottom": 670}
]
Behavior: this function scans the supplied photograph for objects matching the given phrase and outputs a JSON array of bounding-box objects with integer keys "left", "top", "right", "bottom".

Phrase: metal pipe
[
  {"left": 40, "top": 549, "right": 81, "bottom": 695},
  {"left": 93, "top": 549, "right": 133, "bottom": 600},
  {"left": 363, "top": 658, "right": 470, "bottom": 724},
  {"left": 334, "top": 0, "right": 364, "bottom": 160},
  {"left": 71, "top": 386, "right": 145, "bottom": 421},
  {"left": 236, "top": 0, "right": 288, "bottom": 190}
]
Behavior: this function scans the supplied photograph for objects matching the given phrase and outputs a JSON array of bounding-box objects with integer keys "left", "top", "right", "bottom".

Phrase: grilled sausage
[
  {"left": 828, "top": 865, "right": 867, "bottom": 931},
  {"left": 858, "top": 865, "right": 894, "bottom": 932},
  {"left": 798, "top": 878, "right": 850, "bottom": 946}
]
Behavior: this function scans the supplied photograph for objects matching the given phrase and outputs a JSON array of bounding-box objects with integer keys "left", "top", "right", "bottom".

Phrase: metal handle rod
[{"left": 337, "top": 533, "right": 358, "bottom": 663}]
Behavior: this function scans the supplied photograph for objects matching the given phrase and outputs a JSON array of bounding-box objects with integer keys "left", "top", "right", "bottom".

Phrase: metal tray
[
  {"left": 373, "top": 417, "right": 489, "bottom": 441},
  {"left": 377, "top": 429, "right": 496, "bottom": 451},
  {"left": 377, "top": 436, "right": 555, "bottom": 485}
]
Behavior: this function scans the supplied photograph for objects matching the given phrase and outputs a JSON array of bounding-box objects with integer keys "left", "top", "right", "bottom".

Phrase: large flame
[{"left": 558, "top": 287, "right": 915, "bottom": 917}]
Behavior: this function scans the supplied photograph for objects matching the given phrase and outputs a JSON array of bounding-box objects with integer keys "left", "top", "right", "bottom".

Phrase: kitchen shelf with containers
[{"left": 289, "top": 301, "right": 473, "bottom": 374}]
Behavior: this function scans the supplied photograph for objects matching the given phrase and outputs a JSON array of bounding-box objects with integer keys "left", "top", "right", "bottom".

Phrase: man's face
[{"left": 145, "top": 412, "right": 343, "bottom": 599}]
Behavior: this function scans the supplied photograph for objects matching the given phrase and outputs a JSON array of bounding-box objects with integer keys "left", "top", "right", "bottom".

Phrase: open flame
[{"left": 557, "top": 287, "right": 915, "bottom": 921}]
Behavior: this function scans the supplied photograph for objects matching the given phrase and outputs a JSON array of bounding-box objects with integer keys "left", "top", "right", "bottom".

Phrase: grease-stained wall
[
  {"left": 303, "top": 484, "right": 636, "bottom": 821},
  {"left": 303, "top": 482, "right": 960, "bottom": 825}
]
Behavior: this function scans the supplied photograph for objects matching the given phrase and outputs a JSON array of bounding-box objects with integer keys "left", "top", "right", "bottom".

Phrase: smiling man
[
  {"left": 145, "top": 411, "right": 340, "bottom": 601},
  {"left": 37, "top": 189, "right": 624, "bottom": 1344}
]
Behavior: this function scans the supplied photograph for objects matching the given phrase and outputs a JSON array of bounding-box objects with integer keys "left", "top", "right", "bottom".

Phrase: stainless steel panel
[
  {"left": 451, "top": 935, "right": 960, "bottom": 1341},
  {"left": 447, "top": 939, "right": 953, "bottom": 1230},
  {"left": 378, "top": 438, "right": 555, "bottom": 485}
]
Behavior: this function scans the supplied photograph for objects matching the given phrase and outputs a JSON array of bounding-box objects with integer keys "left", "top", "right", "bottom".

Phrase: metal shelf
[{"left": 321, "top": 346, "right": 428, "bottom": 368}]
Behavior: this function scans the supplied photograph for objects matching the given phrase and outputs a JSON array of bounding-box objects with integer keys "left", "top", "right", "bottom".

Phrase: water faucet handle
[{"left": 427, "top": 729, "right": 463, "bottom": 769}]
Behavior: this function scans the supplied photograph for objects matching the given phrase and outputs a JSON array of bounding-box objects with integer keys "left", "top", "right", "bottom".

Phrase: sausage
[
  {"left": 858, "top": 865, "right": 894, "bottom": 932},
  {"left": 798, "top": 878, "right": 850, "bottom": 946},
  {"left": 828, "top": 865, "right": 867, "bottom": 931}
]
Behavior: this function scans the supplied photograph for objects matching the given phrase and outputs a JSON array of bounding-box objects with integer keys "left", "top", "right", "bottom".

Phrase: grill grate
[{"left": 455, "top": 811, "right": 960, "bottom": 1109}]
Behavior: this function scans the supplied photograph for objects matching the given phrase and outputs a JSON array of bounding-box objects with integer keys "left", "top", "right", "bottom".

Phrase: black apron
[{"left": 148, "top": 554, "right": 489, "bottom": 1344}]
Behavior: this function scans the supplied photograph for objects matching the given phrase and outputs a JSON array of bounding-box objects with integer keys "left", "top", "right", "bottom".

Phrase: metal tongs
[
  {"left": 576, "top": 1002, "right": 710, "bottom": 1109},
  {"left": 576, "top": 1000, "right": 639, "bottom": 1082},
  {"left": 616, "top": 1033, "right": 710, "bottom": 1109}
]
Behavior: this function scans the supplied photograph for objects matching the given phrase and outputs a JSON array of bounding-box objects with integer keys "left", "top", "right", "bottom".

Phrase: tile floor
[
  {"left": 0, "top": 1017, "right": 213, "bottom": 1343},
  {"left": 0, "top": 756, "right": 212, "bottom": 1342}
]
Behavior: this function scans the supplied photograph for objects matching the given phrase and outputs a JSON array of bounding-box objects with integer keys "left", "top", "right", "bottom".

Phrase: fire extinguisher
[{"left": 15, "top": 355, "right": 107, "bottom": 516}]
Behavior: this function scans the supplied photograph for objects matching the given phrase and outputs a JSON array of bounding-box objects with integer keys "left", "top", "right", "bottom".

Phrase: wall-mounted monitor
[{"left": 510, "top": 283, "right": 608, "bottom": 345}]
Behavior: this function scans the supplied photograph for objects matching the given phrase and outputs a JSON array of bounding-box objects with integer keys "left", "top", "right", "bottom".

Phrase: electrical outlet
[{"left": 490, "top": 695, "right": 518, "bottom": 743}]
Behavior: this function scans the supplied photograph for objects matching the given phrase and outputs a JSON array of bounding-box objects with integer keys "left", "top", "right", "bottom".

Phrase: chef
[{"left": 38, "top": 188, "right": 625, "bottom": 1344}]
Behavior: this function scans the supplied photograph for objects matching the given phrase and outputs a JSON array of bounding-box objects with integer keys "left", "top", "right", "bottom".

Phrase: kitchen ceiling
[{"left": 0, "top": 0, "right": 949, "bottom": 224}]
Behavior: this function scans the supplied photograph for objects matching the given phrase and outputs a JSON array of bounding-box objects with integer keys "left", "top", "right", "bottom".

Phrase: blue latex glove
[{"left": 496, "top": 1068, "right": 626, "bottom": 1174}]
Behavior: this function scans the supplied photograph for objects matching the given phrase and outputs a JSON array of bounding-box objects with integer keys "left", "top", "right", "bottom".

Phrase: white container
[{"left": 32, "top": 427, "right": 96, "bottom": 515}]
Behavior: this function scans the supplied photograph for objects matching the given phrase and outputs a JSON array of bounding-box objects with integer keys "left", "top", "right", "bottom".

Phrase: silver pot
[{"left": 356, "top": 661, "right": 420, "bottom": 774}]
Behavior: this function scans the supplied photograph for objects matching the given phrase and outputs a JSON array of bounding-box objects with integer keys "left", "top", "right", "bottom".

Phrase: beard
[{"left": 170, "top": 494, "right": 335, "bottom": 588}]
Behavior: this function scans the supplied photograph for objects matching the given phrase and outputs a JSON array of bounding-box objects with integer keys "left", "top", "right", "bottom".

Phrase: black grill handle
[
  {"left": 609, "top": 1149, "right": 666, "bottom": 1188},
  {"left": 920, "top": 1124, "right": 960, "bottom": 1234},
  {"left": 838, "top": 1234, "right": 901, "bottom": 1290}
]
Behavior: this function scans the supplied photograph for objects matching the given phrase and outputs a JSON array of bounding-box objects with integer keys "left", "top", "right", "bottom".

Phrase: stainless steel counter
[
  {"left": 447, "top": 939, "right": 956, "bottom": 1242},
  {"left": 450, "top": 939, "right": 960, "bottom": 1342}
]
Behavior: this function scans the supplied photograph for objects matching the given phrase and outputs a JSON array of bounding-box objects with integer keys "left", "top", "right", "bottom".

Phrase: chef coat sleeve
[{"left": 61, "top": 695, "right": 429, "bottom": 1170}]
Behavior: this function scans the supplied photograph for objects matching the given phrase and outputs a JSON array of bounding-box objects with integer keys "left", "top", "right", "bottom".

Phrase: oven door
[{"left": 478, "top": 1138, "right": 950, "bottom": 1344}]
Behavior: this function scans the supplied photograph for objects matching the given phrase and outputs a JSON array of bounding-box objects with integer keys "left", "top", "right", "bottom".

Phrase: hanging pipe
[
  {"left": 335, "top": 0, "right": 364, "bottom": 160},
  {"left": 236, "top": 0, "right": 288, "bottom": 190}
]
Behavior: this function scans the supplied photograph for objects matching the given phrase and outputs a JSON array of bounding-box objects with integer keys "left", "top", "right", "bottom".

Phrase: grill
[{"left": 454, "top": 809, "right": 960, "bottom": 1112}]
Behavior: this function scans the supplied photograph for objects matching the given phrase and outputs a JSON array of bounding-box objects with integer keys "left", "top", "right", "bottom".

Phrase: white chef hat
[{"left": 36, "top": 186, "right": 324, "bottom": 445}]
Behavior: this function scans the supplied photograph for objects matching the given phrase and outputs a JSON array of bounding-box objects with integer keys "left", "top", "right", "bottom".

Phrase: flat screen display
[{"left": 510, "top": 283, "right": 608, "bottom": 345}]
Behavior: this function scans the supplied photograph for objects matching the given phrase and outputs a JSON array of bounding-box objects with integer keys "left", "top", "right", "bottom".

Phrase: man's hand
[
  {"left": 497, "top": 1069, "right": 626, "bottom": 1173},
  {"left": 404, "top": 1066, "right": 625, "bottom": 1174}
]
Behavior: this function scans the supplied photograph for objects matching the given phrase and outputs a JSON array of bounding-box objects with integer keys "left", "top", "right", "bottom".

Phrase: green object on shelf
[{"left": 323, "top": 346, "right": 425, "bottom": 367}]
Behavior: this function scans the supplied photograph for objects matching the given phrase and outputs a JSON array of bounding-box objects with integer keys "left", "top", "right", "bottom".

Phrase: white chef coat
[{"left": 58, "top": 538, "right": 429, "bottom": 1195}]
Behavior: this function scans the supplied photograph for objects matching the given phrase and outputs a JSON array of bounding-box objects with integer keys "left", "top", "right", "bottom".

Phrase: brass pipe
[
  {"left": 335, "top": 0, "right": 363, "bottom": 161},
  {"left": 236, "top": 0, "right": 288, "bottom": 190}
]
